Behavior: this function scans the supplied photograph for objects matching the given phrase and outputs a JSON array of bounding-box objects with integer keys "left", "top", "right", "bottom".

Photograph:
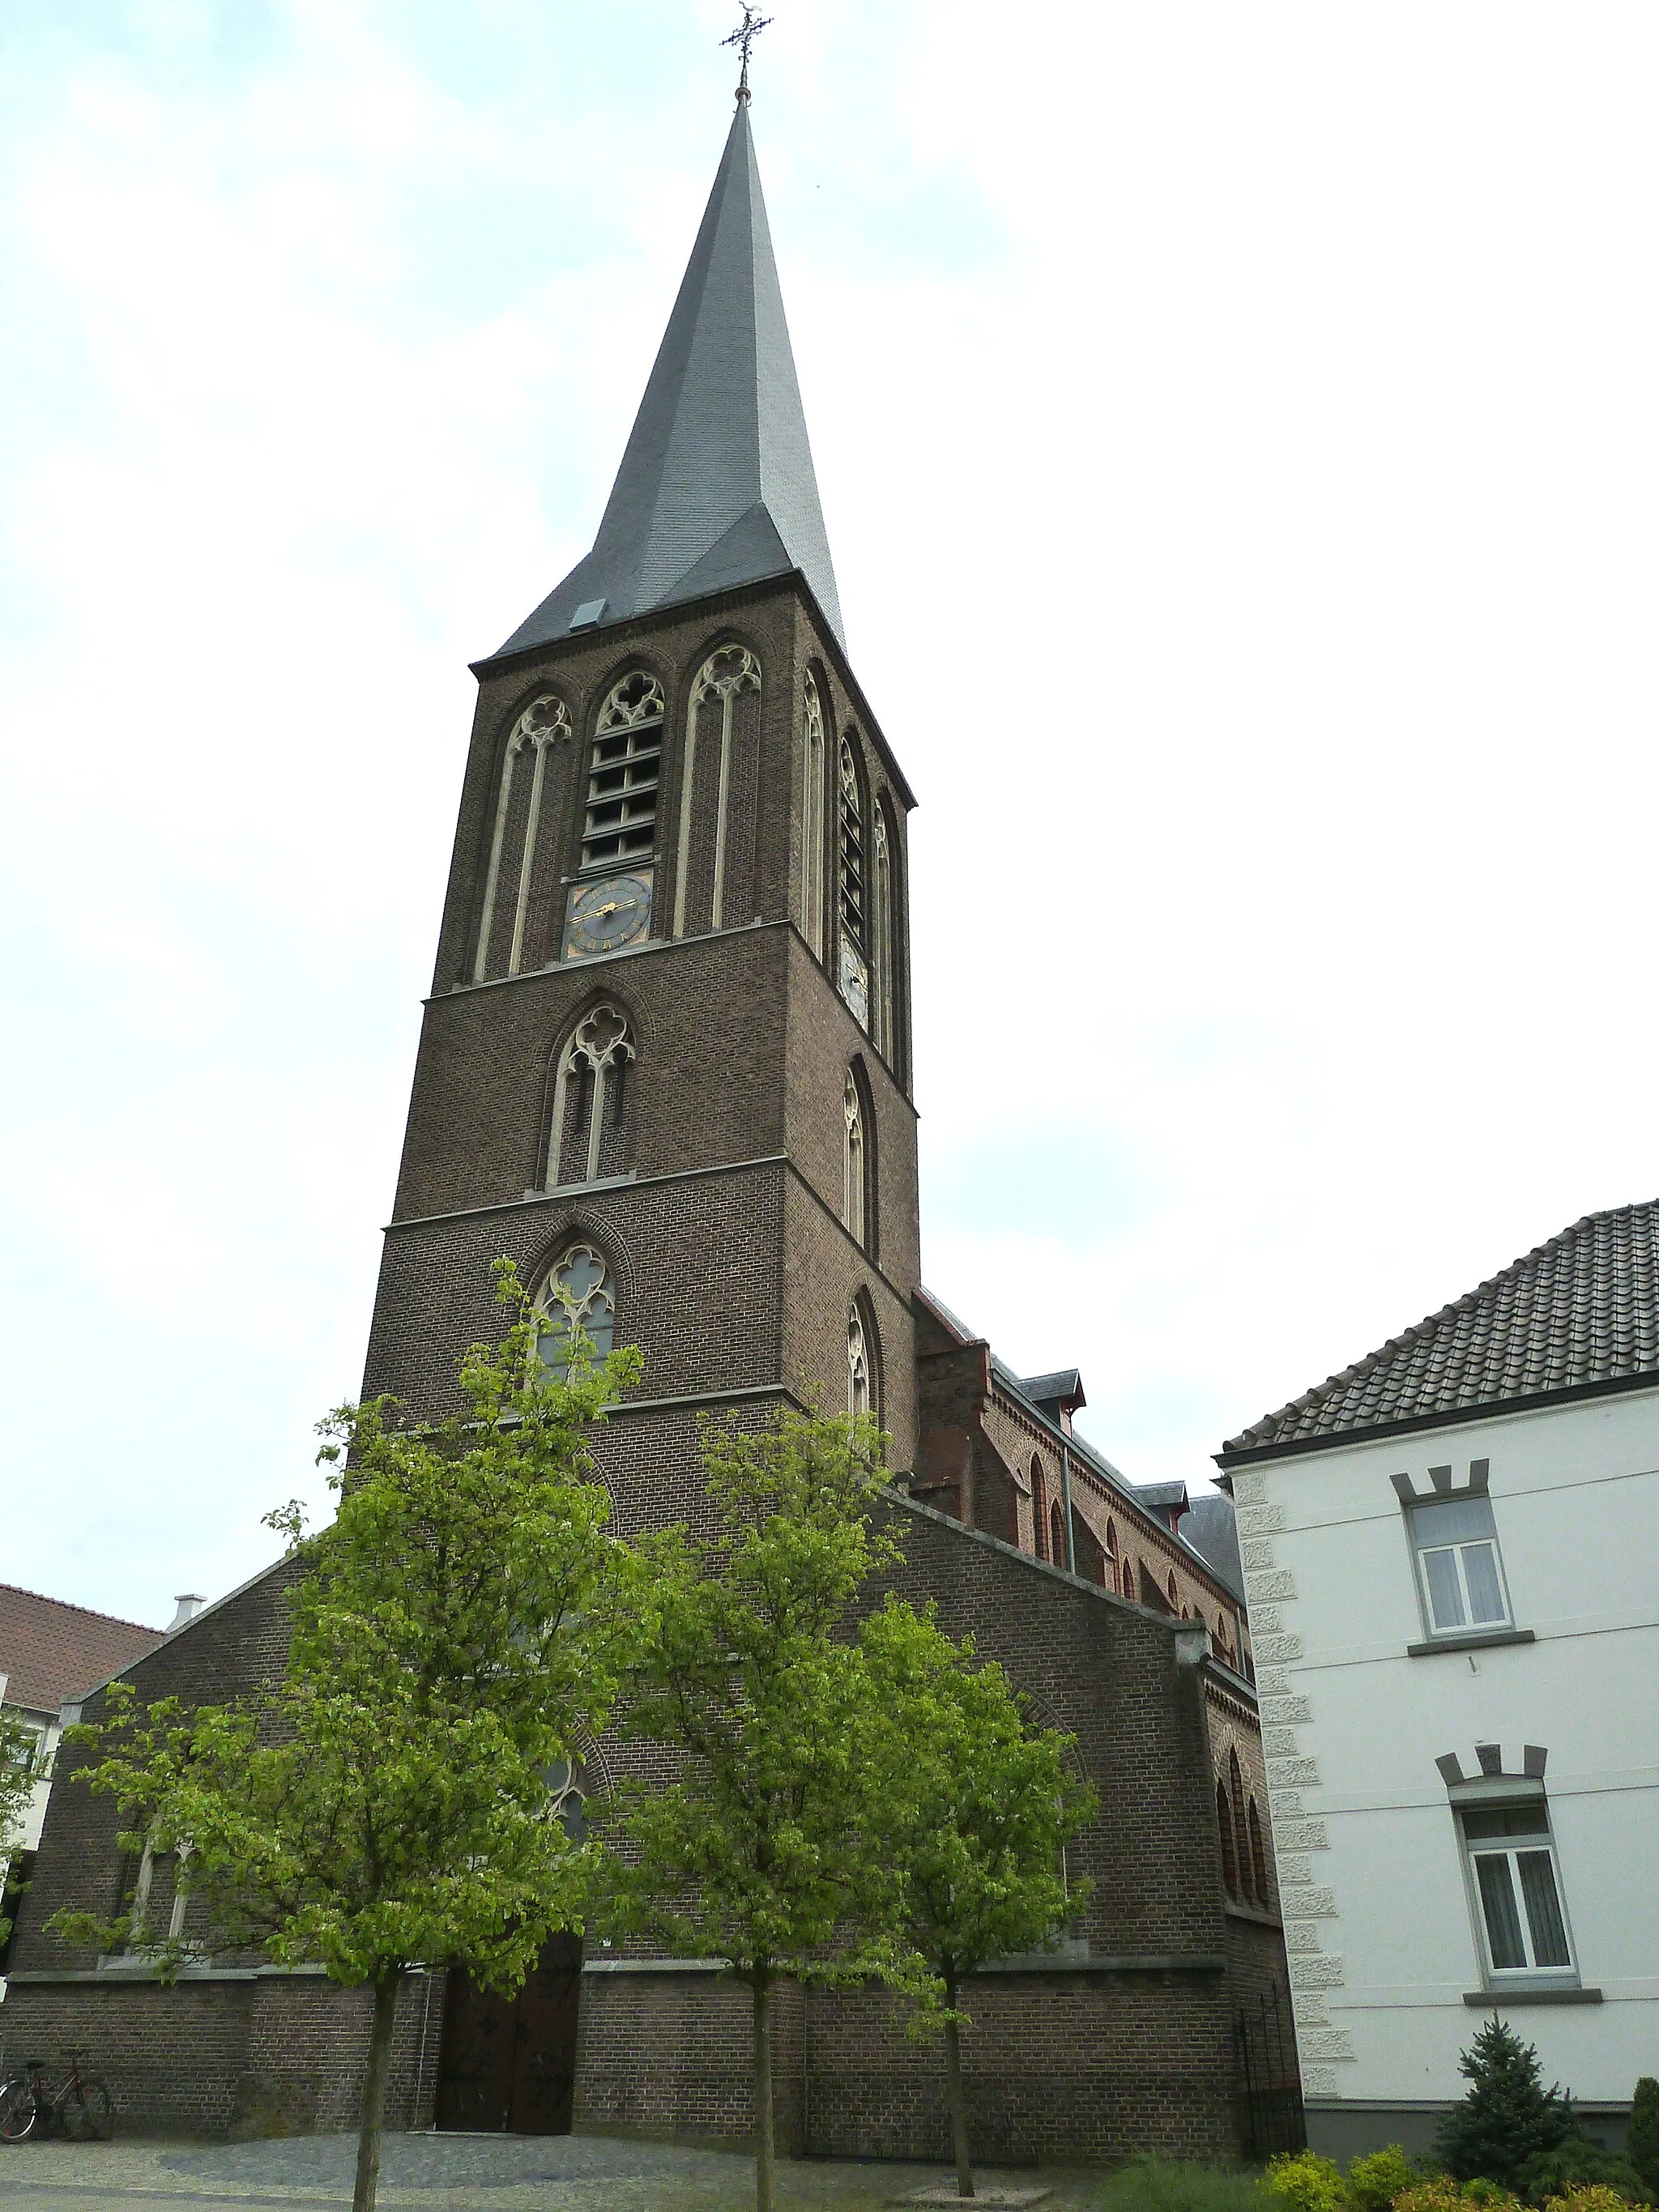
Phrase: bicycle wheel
[
  {"left": 0, "top": 2079, "right": 38, "bottom": 2142},
  {"left": 62, "top": 2078, "right": 113, "bottom": 2142}
]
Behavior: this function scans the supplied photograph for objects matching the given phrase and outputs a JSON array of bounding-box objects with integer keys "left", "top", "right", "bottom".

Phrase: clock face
[{"left": 563, "top": 871, "right": 652, "bottom": 961}]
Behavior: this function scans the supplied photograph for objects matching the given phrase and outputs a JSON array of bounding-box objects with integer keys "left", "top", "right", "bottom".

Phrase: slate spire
[{"left": 492, "top": 101, "right": 844, "bottom": 660}]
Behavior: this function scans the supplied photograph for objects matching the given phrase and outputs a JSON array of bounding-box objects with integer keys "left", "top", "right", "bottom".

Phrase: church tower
[{"left": 360, "top": 98, "right": 920, "bottom": 1493}]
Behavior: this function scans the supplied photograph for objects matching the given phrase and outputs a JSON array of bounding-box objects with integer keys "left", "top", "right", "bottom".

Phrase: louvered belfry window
[
  {"left": 838, "top": 736, "right": 864, "bottom": 946},
  {"left": 583, "top": 673, "right": 664, "bottom": 868}
]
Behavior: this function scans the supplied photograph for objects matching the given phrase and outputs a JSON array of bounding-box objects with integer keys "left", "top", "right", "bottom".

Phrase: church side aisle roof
[
  {"left": 1218, "top": 1198, "right": 1659, "bottom": 1464},
  {"left": 488, "top": 101, "right": 844, "bottom": 663}
]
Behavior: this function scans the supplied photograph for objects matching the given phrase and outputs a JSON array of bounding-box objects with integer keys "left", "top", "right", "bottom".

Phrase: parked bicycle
[{"left": 0, "top": 2048, "right": 114, "bottom": 2142}]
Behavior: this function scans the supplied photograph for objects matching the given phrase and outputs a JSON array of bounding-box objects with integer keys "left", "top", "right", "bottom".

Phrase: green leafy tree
[
  {"left": 858, "top": 1599, "right": 1097, "bottom": 2200},
  {"left": 1630, "top": 2081, "right": 1659, "bottom": 2199},
  {"left": 591, "top": 1409, "right": 911, "bottom": 2212},
  {"left": 0, "top": 1712, "right": 45, "bottom": 1948},
  {"left": 51, "top": 1261, "right": 640, "bottom": 2212},
  {"left": 1436, "top": 2016, "right": 1580, "bottom": 2190}
]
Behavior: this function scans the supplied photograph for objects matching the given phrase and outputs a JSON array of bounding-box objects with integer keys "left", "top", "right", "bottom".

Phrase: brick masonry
[{"left": 2, "top": 573, "right": 1290, "bottom": 2157}]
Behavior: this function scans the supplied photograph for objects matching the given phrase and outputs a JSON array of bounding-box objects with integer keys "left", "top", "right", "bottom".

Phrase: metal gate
[{"left": 1235, "top": 1980, "right": 1306, "bottom": 2159}]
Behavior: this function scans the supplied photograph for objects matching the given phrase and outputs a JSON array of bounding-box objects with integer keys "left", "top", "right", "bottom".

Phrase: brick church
[{"left": 5, "top": 90, "right": 1290, "bottom": 2164}]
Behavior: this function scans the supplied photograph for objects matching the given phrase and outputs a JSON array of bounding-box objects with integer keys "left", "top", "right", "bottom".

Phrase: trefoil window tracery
[
  {"left": 547, "top": 1002, "right": 635, "bottom": 1190},
  {"left": 842, "top": 1071, "right": 866, "bottom": 1248},
  {"left": 800, "top": 674, "right": 826, "bottom": 957},
  {"left": 674, "top": 645, "right": 761, "bottom": 937},
  {"left": 583, "top": 674, "right": 664, "bottom": 870},
  {"left": 847, "top": 1301, "right": 872, "bottom": 1420},
  {"left": 474, "top": 694, "right": 573, "bottom": 983},
  {"left": 535, "top": 1245, "right": 615, "bottom": 1376}
]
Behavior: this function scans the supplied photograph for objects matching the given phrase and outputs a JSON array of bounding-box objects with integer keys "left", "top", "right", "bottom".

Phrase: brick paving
[{"left": 0, "top": 2133, "right": 1106, "bottom": 2212}]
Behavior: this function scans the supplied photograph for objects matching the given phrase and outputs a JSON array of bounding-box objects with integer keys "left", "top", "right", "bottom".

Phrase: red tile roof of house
[{"left": 0, "top": 1584, "right": 164, "bottom": 1717}]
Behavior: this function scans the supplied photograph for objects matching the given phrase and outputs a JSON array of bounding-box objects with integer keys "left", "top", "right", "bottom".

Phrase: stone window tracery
[
  {"left": 872, "top": 799, "right": 894, "bottom": 1059},
  {"left": 674, "top": 646, "right": 761, "bottom": 937},
  {"left": 474, "top": 693, "right": 573, "bottom": 982},
  {"left": 535, "top": 1245, "right": 615, "bottom": 1376},
  {"left": 847, "top": 1299, "right": 873, "bottom": 1420},
  {"left": 842, "top": 1070, "right": 866, "bottom": 1248},
  {"left": 799, "top": 673, "right": 826, "bottom": 956},
  {"left": 546, "top": 1002, "right": 636, "bottom": 1190},
  {"left": 584, "top": 673, "right": 664, "bottom": 870}
]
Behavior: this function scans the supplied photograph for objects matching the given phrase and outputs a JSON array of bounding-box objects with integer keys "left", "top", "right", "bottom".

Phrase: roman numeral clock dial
[{"left": 562, "top": 870, "right": 653, "bottom": 960}]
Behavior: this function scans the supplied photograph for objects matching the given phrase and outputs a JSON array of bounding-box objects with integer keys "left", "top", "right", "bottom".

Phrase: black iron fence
[{"left": 1235, "top": 1980, "right": 1306, "bottom": 2159}]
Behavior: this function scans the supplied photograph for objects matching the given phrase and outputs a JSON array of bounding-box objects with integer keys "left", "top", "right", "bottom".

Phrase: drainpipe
[{"left": 1060, "top": 1443, "right": 1076, "bottom": 1574}]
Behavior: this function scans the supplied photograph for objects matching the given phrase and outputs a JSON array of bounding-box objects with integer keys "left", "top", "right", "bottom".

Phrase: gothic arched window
[
  {"left": 1216, "top": 1779, "right": 1239, "bottom": 1899},
  {"left": 1050, "top": 1499, "right": 1067, "bottom": 1571},
  {"left": 1167, "top": 1571, "right": 1179, "bottom": 1613},
  {"left": 674, "top": 645, "right": 761, "bottom": 937},
  {"left": 1228, "top": 1749, "right": 1248, "bottom": 1893},
  {"left": 836, "top": 735, "right": 869, "bottom": 1028},
  {"left": 871, "top": 793, "right": 900, "bottom": 1064},
  {"left": 842, "top": 1071, "right": 866, "bottom": 1248},
  {"left": 1105, "top": 1518, "right": 1119, "bottom": 1589},
  {"left": 1216, "top": 1611, "right": 1232, "bottom": 1665},
  {"left": 799, "top": 673, "right": 827, "bottom": 956},
  {"left": 535, "top": 1245, "right": 615, "bottom": 1376},
  {"left": 474, "top": 693, "right": 574, "bottom": 982},
  {"left": 583, "top": 673, "right": 664, "bottom": 870},
  {"left": 847, "top": 1298, "right": 876, "bottom": 1420},
  {"left": 1031, "top": 1460, "right": 1047, "bottom": 1559},
  {"left": 1247, "top": 1796, "right": 1269, "bottom": 1907},
  {"left": 545, "top": 1002, "right": 636, "bottom": 1191}
]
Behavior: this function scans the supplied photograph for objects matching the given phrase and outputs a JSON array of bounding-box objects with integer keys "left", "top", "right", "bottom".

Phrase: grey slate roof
[
  {"left": 1219, "top": 1200, "right": 1659, "bottom": 1463},
  {"left": 1179, "top": 1493, "right": 1245, "bottom": 1602},
  {"left": 1017, "top": 1369, "right": 1086, "bottom": 1413},
  {"left": 489, "top": 103, "right": 844, "bottom": 663}
]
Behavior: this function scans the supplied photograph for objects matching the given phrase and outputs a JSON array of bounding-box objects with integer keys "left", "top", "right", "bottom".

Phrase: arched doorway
[
  {"left": 435, "top": 1932, "right": 583, "bottom": 2134},
  {"left": 436, "top": 1763, "right": 587, "bottom": 2133}
]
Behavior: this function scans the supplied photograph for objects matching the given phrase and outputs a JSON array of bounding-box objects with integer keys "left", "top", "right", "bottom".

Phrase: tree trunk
[
  {"left": 753, "top": 1967, "right": 775, "bottom": 2212},
  {"left": 944, "top": 1975, "right": 974, "bottom": 2199},
  {"left": 352, "top": 1968, "right": 401, "bottom": 2212}
]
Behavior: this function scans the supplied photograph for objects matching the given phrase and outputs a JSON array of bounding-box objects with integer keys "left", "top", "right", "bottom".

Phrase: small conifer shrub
[
  {"left": 1436, "top": 2016, "right": 1580, "bottom": 2191},
  {"left": 1629, "top": 2082, "right": 1659, "bottom": 2199}
]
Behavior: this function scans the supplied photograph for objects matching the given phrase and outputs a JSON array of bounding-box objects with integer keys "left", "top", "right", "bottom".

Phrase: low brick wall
[{"left": 0, "top": 1971, "right": 438, "bottom": 2141}]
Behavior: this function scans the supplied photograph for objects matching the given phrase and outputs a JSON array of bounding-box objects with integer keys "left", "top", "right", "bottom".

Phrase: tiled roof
[
  {"left": 0, "top": 1584, "right": 164, "bottom": 1718},
  {"left": 1220, "top": 1201, "right": 1659, "bottom": 1461}
]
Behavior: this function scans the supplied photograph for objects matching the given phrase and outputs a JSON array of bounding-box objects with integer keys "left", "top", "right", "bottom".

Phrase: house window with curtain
[
  {"left": 1460, "top": 1800, "right": 1576, "bottom": 1982},
  {"left": 1410, "top": 1494, "right": 1513, "bottom": 1638}
]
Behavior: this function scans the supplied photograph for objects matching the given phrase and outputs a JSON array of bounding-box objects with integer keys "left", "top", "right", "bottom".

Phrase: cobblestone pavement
[{"left": 0, "top": 2133, "right": 1104, "bottom": 2212}]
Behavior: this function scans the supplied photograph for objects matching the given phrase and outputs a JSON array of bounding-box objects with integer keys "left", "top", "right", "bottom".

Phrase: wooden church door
[{"left": 435, "top": 1932, "right": 583, "bottom": 2133}]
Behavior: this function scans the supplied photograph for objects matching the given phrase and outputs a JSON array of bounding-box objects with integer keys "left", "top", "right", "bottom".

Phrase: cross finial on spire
[{"left": 722, "top": 5, "right": 772, "bottom": 104}]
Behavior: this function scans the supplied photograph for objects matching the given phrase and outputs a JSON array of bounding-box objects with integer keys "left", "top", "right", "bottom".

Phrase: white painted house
[
  {"left": 1215, "top": 1202, "right": 1659, "bottom": 2160},
  {"left": 0, "top": 1584, "right": 170, "bottom": 1996}
]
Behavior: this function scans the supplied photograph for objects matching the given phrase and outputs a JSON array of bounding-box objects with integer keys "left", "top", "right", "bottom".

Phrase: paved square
[{"left": 0, "top": 2133, "right": 1100, "bottom": 2212}]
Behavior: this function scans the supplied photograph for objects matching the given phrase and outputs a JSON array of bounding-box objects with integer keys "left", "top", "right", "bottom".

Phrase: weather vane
[{"left": 722, "top": 4, "right": 773, "bottom": 104}]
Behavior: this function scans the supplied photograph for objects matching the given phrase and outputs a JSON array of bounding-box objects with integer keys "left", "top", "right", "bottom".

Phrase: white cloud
[{"left": 3, "top": 2, "right": 1657, "bottom": 1618}]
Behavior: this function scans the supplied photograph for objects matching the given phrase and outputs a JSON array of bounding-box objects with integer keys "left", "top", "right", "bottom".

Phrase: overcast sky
[{"left": 4, "top": 1, "right": 1657, "bottom": 1628}]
